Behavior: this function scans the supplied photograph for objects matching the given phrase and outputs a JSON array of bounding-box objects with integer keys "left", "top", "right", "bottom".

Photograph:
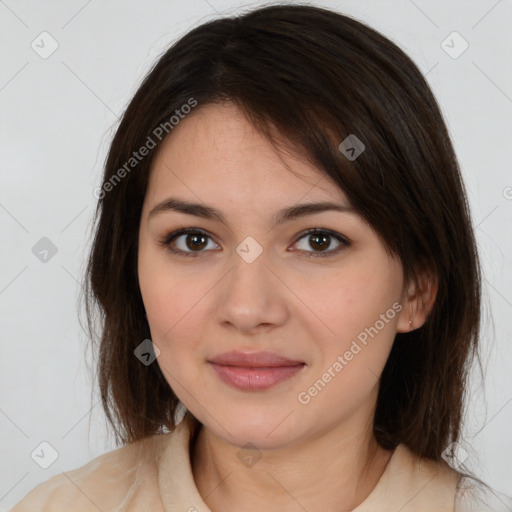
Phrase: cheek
[
  {"left": 142, "top": 276, "right": 209, "bottom": 346},
  {"left": 303, "top": 262, "right": 398, "bottom": 332},
  {"left": 296, "top": 273, "right": 400, "bottom": 420},
  {"left": 304, "top": 261, "right": 401, "bottom": 372},
  {"left": 138, "top": 249, "right": 207, "bottom": 349},
  {"left": 140, "top": 269, "right": 210, "bottom": 386}
]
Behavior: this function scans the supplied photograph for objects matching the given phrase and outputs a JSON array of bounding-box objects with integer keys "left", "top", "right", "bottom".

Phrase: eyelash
[{"left": 157, "top": 227, "right": 350, "bottom": 259}]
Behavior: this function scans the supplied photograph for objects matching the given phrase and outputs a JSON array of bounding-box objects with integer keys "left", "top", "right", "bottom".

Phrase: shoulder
[
  {"left": 384, "top": 444, "right": 460, "bottom": 510},
  {"left": 9, "top": 434, "right": 169, "bottom": 512},
  {"left": 393, "top": 444, "right": 460, "bottom": 483}
]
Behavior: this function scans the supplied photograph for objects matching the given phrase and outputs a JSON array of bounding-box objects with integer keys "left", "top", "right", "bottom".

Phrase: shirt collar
[{"left": 157, "top": 413, "right": 458, "bottom": 512}]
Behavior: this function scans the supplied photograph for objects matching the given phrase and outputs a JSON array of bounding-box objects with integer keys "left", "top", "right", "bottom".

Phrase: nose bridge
[
  {"left": 228, "top": 241, "right": 273, "bottom": 305},
  {"left": 216, "top": 240, "right": 288, "bottom": 331},
  {"left": 233, "top": 239, "right": 269, "bottom": 288}
]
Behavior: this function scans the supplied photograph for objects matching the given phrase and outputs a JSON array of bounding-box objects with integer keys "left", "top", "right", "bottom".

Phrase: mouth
[{"left": 208, "top": 361, "right": 306, "bottom": 391}]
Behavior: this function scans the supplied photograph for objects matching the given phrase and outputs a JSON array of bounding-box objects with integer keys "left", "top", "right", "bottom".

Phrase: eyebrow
[{"left": 148, "top": 197, "right": 356, "bottom": 228}]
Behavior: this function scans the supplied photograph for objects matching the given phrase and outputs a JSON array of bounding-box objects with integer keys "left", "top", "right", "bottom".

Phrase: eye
[
  {"left": 158, "top": 228, "right": 219, "bottom": 257},
  {"left": 292, "top": 228, "right": 349, "bottom": 258},
  {"left": 157, "top": 227, "right": 350, "bottom": 258}
]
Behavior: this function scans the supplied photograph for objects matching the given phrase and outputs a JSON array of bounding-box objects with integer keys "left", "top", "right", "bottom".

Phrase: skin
[{"left": 137, "top": 102, "right": 436, "bottom": 512}]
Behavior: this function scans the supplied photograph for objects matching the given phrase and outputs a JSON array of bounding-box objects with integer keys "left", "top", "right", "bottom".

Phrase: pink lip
[
  {"left": 209, "top": 363, "right": 305, "bottom": 390},
  {"left": 208, "top": 350, "right": 304, "bottom": 367},
  {"left": 208, "top": 351, "right": 305, "bottom": 391}
]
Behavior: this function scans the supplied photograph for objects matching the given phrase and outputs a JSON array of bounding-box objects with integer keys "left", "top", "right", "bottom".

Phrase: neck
[{"left": 190, "top": 411, "right": 393, "bottom": 512}]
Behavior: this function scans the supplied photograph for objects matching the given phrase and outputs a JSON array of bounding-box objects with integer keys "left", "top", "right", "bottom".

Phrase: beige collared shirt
[{"left": 9, "top": 412, "right": 498, "bottom": 511}]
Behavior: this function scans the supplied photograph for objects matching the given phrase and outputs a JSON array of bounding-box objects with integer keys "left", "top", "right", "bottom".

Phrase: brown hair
[{"left": 82, "top": 3, "right": 483, "bottom": 477}]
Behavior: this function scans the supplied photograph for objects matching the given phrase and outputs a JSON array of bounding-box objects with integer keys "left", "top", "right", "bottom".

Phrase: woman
[{"left": 10, "top": 4, "right": 507, "bottom": 511}]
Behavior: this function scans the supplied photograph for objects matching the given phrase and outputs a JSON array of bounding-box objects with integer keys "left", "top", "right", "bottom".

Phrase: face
[{"left": 138, "top": 102, "right": 411, "bottom": 450}]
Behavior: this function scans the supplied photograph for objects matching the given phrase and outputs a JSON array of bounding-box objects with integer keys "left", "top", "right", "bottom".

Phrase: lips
[
  {"left": 208, "top": 350, "right": 306, "bottom": 391},
  {"left": 208, "top": 350, "right": 304, "bottom": 367}
]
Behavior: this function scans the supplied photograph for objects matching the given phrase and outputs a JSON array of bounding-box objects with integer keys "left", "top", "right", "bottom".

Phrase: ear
[{"left": 396, "top": 270, "right": 438, "bottom": 333}]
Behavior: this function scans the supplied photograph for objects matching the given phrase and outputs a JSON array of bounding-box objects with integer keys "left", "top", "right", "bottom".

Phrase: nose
[{"left": 214, "top": 247, "right": 289, "bottom": 335}]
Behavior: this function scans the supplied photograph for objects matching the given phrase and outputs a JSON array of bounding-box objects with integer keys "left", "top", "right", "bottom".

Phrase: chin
[{"left": 198, "top": 403, "right": 304, "bottom": 450}]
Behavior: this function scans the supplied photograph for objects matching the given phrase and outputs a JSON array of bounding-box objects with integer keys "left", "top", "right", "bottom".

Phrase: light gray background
[{"left": 1, "top": 0, "right": 511, "bottom": 509}]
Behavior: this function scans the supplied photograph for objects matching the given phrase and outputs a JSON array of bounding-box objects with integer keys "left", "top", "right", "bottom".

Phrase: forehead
[{"left": 145, "top": 102, "right": 350, "bottom": 208}]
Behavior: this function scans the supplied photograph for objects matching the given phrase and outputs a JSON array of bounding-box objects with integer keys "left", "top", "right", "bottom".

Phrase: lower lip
[{"left": 209, "top": 362, "right": 305, "bottom": 390}]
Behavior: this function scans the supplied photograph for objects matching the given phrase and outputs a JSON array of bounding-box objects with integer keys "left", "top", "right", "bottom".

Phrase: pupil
[
  {"left": 311, "top": 234, "right": 329, "bottom": 251},
  {"left": 187, "top": 234, "right": 207, "bottom": 250}
]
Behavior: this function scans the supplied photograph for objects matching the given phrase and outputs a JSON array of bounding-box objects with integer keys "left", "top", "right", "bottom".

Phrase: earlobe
[
  {"left": 396, "top": 308, "right": 415, "bottom": 333},
  {"left": 396, "top": 272, "right": 438, "bottom": 333}
]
